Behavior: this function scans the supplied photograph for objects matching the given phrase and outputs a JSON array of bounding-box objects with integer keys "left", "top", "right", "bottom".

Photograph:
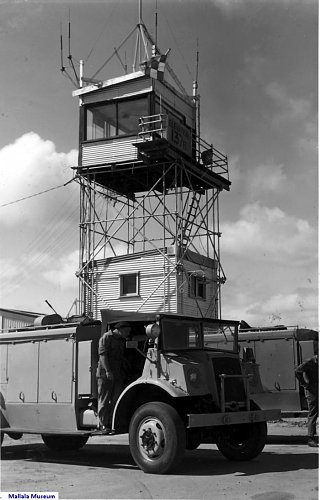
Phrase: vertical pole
[
  {"left": 138, "top": 0, "right": 142, "bottom": 65},
  {"left": 142, "top": 198, "right": 145, "bottom": 252},
  {"left": 127, "top": 199, "right": 130, "bottom": 254},
  {"left": 79, "top": 178, "right": 84, "bottom": 314},
  {"left": 92, "top": 175, "right": 96, "bottom": 317},
  {"left": 155, "top": 0, "right": 158, "bottom": 49},
  {"left": 220, "top": 375, "right": 225, "bottom": 413},
  {"left": 79, "top": 59, "right": 84, "bottom": 88},
  {"left": 193, "top": 41, "right": 200, "bottom": 161},
  {"left": 217, "top": 193, "right": 221, "bottom": 319},
  {"left": 163, "top": 165, "right": 166, "bottom": 311}
]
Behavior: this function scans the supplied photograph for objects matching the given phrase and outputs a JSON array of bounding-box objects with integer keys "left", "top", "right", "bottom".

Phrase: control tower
[{"left": 72, "top": 25, "right": 230, "bottom": 320}]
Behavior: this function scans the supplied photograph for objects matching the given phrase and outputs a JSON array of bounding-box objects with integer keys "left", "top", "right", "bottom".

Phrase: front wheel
[
  {"left": 186, "top": 429, "right": 202, "bottom": 450},
  {"left": 129, "top": 402, "right": 186, "bottom": 474},
  {"left": 216, "top": 421, "right": 267, "bottom": 461},
  {"left": 42, "top": 434, "right": 89, "bottom": 451}
]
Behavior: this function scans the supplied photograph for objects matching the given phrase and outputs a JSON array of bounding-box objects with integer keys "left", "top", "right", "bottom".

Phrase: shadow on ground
[{"left": 1, "top": 439, "right": 318, "bottom": 477}]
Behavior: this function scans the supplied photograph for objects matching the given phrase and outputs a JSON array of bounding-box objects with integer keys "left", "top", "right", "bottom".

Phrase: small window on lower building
[
  {"left": 120, "top": 273, "right": 139, "bottom": 297},
  {"left": 188, "top": 273, "right": 207, "bottom": 300}
]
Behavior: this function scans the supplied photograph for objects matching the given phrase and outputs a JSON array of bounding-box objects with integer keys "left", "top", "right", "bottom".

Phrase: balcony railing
[{"left": 138, "top": 114, "right": 228, "bottom": 177}]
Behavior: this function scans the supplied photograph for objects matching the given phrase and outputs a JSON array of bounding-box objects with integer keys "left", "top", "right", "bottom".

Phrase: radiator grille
[{"left": 212, "top": 356, "right": 246, "bottom": 403}]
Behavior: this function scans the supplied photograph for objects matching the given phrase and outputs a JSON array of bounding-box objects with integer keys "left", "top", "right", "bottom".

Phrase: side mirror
[{"left": 126, "top": 340, "right": 138, "bottom": 349}]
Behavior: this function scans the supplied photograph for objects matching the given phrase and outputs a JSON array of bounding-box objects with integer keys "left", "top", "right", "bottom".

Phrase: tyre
[
  {"left": 42, "top": 434, "right": 89, "bottom": 451},
  {"left": 129, "top": 402, "right": 186, "bottom": 474},
  {"left": 186, "top": 429, "right": 201, "bottom": 450},
  {"left": 7, "top": 432, "right": 23, "bottom": 440},
  {"left": 216, "top": 421, "right": 267, "bottom": 461}
]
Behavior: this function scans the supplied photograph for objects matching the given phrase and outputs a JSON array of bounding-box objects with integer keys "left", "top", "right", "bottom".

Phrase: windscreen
[
  {"left": 203, "top": 322, "right": 237, "bottom": 352},
  {"left": 161, "top": 319, "right": 202, "bottom": 350}
]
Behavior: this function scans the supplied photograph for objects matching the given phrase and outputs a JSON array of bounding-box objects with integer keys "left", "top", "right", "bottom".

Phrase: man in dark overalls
[
  {"left": 295, "top": 344, "right": 318, "bottom": 447},
  {"left": 96, "top": 321, "right": 131, "bottom": 433}
]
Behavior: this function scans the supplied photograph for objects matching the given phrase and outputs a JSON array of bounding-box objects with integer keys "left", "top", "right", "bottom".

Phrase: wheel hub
[{"left": 138, "top": 418, "right": 165, "bottom": 458}]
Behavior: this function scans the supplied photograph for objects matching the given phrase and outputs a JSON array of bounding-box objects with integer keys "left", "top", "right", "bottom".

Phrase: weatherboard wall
[
  {"left": 178, "top": 258, "right": 218, "bottom": 318},
  {"left": 86, "top": 250, "right": 178, "bottom": 318},
  {"left": 84, "top": 248, "right": 218, "bottom": 319}
]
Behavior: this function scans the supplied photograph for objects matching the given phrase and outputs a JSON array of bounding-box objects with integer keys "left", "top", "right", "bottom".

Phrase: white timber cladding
[
  {"left": 154, "top": 80, "right": 195, "bottom": 129},
  {"left": 90, "top": 250, "right": 178, "bottom": 318},
  {"left": 1, "top": 318, "right": 32, "bottom": 330},
  {"left": 178, "top": 258, "right": 218, "bottom": 318},
  {"left": 82, "top": 136, "right": 143, "bottom": 166},
  {"left": 80, "top": 76, "right": 152, "bottom": 105},
  {"left": 88, "top": 248, "right": 218, "bottom": 319}
]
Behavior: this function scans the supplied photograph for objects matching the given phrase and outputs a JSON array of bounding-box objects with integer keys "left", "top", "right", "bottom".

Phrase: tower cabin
[{"left": 73, "top": 62, "right": 230, "bottom": 319}]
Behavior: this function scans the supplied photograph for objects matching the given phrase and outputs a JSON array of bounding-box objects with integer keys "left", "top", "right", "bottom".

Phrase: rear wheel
[
  {"left": 42, "top": 434, "right": 89, "bottom": 451},
  {"left": 216, "top": 421, "right": 267, "bottom": 461},
  {"left": 129, "top": 402, "right": 186, "bottom": 474}
]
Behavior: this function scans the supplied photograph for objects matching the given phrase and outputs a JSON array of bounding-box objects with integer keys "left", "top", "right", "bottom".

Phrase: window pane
[
  {"left": 121, "top": 274, "right": 138, "bottom": 295},
  {"left": 188, "top": 274, "right": 206, "bottom": 300},
  {"left": 118, "top": 98, "right": 148, "bottom": 136},
  {"left": 161, "top": 319, "right": 202, "bottom": 350},
  {"left": 203, "top": 323, "right": 235, "bottom": 351},
  {"left": 86, "top": 103, "right": 116, "bottom": 140}
]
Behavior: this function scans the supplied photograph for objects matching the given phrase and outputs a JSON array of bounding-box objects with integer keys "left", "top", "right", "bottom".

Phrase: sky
[{"left": 0, "top": 0, "right": 318, "bottom": 329}]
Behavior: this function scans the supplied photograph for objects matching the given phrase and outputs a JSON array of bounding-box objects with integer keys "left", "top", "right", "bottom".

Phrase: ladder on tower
[{"left": 181, "top": 191, "right": 202, "bottom": 247}]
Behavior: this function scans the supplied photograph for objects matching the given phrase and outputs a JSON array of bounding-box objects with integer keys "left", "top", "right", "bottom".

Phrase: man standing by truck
[
  {"left": 295, "top": 344, "right": 318, "bottom": 447},
  {"left": 96, "top": 321, "right": 132, "bottom": 432}
]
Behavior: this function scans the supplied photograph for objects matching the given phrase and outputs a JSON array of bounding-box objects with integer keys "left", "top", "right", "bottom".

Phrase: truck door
[
  {"left": 38, "top": 338, "right": 74, "bottom": 403},
  {"left": 254, "top": 338, "right": 296, "bottom": 391},
  {"left": 7, "top": 343, "right": 39, "bottom": 403}
]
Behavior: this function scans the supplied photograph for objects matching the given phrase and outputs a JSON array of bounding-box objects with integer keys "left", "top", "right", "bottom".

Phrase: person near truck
[
  {"left": 96, "top": 321, "right": 132, "bottom": 433},
  {"left": 295, "top": 346, "right": 318, "bottom": 447}
]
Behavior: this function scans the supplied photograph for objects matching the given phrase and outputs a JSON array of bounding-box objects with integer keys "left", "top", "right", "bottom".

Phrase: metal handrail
[{"left": 138, "top": 113, "right": 229, "bottom": 176}]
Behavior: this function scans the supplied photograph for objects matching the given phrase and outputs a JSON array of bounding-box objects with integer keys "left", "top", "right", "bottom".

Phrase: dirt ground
[{"left": 1, "top": 419, "right": 318, "bottom": 500}]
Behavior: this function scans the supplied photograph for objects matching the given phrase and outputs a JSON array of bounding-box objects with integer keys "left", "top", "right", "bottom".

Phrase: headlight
[
  {"left": 145, "top": 323, "right": 160, "bottom": 339},
  {"left": 186, "top": 367, "right": 201, "bottom": 387}
]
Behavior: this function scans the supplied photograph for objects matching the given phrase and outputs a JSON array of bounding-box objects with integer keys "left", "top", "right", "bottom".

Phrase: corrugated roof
[{"left": 0, "top": 308, "right": 44, "bottom": 318}]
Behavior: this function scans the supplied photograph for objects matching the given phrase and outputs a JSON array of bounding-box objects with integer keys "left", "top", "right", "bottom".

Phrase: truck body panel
[
  {"left": 0, "top": 310, "right": 280, "bottom": 472},
  {"left": 206, "top": 326, "right": 318, "bottom": 416}
]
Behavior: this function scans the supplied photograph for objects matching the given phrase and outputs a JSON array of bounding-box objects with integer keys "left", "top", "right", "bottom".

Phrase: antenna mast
[
  {"left": 193, "top": 39, "right": 200, "bottom": 160},
  {"left": 60, "top": 11, "right": 80, "bottom": 87},
  {"left": 155, "top": 0, "right": 158, "bottom": 48}
]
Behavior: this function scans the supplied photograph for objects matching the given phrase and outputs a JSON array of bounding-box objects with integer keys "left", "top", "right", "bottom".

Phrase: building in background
[{"left": 0, "top": 308, "right": 43, "bottom": 331}]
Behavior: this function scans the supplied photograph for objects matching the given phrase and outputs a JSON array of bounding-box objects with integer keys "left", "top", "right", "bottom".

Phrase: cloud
[
  {"left": 248, "top": 163, "right": 286, "bottom": 193},
  {"left": 242, "top": 54, "right": 267, "bottom": 85},
  {"left": 247, "top": 289, "right": 318, "bottom": 328},
  {"left": 208, "top": 0, "right": 246, "bottom": 14},
  {"left": 265, "top": 82, "right": 313, "bottom": 125},
  {"left": 0, "top": 132, "right": 78, "bottom": 225},
  {"left": 0, "top": 133, "right": 80, "bottom": 313},
  {"left": 221, "top": 202, "right": 317, "bottom": 265},
  {"left": 0, "top": 2, "right": 44, "bottom": 30},
  {"left": 43, "top": 250, "right": 79, "bottom": 289},
  {"left": 222, "top": 279, "right": 318, "bottom": 329}
]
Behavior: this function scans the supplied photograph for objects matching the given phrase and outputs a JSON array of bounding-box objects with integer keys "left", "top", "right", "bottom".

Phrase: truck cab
[{"left": 0, "top": 310, "right": 280, "bottom": 474}]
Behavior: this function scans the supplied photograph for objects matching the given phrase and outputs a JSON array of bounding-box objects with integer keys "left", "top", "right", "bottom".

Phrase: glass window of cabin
[
  {"left": 118, "top": 98, "right": 148, "bottom": 136},
  {"left": 85, "top": 96, "right": 148, "bottom": 140},
  {"left": 86, "top": 103, "right": 117, "bottom": 140}
]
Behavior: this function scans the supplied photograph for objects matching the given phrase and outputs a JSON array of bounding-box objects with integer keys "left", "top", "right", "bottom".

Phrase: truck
[
  {"left": 206, "top": 324, "right": 318, "bottom": 417},
  {"left": 0, "top": 309, "right": 280, "bottom": 474}
]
